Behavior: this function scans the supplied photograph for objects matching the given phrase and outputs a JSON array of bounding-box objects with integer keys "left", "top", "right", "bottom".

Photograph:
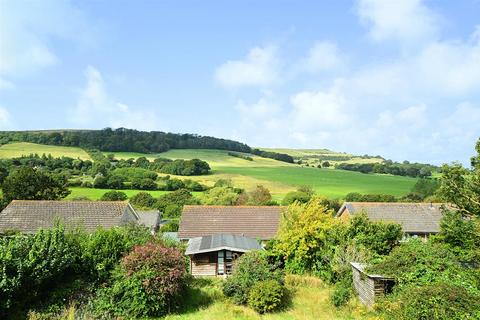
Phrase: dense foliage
[
  {"left": 223, "top": 251, "right": 284, "bottom": 306},
  {"left": 439, "top": 138, "right": 480, "bottom": 217},
  {"left": 227, "top": 151, "right": 253, "bottom": 161},
  {"left": 0, "top": 128, "right": 251, "bottom": 153},
  {"left": 247, "top": 280, "right": 285, "bottom": 314},
  {"left": 0, "top": 224, "right": 178, "bottom": 318},
  {"left": 91, "top": 242, "right": 188, "bottom": 318},
  {"left": 99, "top": 190, "right": 128, "bottom": 201},
  {"left": 273, "top": 199, "right": 402, "bottom": 284},
  {"left": 2, "top": 167, "right": 70, "bottom": 203},
  {"left": 344, "top": 192, "right": 396, "bottom": 202},
  {"left": 336, "top": 160, "right": 436, "bottom": 178},
  {"left": 251, "top": 149, "right": 294, "bottom": 163}
]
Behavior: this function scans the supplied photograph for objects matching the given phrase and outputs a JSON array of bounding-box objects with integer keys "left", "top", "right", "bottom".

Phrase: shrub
[
  {"left": 91, "top": 242, "right": 188, "bottom": 318},
  {"left": 247, "top": 280, "right": 285, "bottom": 314},
  {"left": 0, "top": 224, "right": 78, "bottom": 315},
  {"left": 330, "top": 278, "right": 352, "bottom": 307},
  {"left": 81, "top": 225, "right": 151, "bottom": 282},
  {"left": 379, "top": 282, "right": 480, "bottom": 320},
  {"left": 165, "top": 178, "right": 185, "bottom": 191},
  {"left": 100, "top": 191, "right": 127, "bottom": 201},
  {"left": 161, "top": 220, "right": 179, "bottom": 232},
  {"left": 129, "top": 192, "right": 156, "bottom": 208},
  {"left": 223, "top": 251, "right": 284, "bottom": 305}
]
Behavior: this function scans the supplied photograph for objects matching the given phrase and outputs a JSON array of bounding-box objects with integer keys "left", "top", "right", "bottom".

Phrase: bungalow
[
  {"left": 0, "top": 200, "right": 160, "bottom": 234},
  {"left": 178, "top": 205, "right": 282, "bottom": 277},
  {"left": 336, "top": 202, "right": 445, "bottom": 238}
]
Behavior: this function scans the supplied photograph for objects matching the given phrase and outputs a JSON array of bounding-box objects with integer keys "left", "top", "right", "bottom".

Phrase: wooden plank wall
[{"left": 191, "top": 253, "right": 216, "bottom": 276}]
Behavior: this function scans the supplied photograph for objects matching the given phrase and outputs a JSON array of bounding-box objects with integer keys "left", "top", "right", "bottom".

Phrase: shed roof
[
  {"left": 178, "top": 205, "right": 282, "bottom": 240},
  {"left": 185, "top": 234, "right": 263, "bottom": 255},
  {"left": 0, "top": 200, "right": 138, "bottom": 233},
  {"left": 337, "top": 202, "right": 446, "bottom": 233}
]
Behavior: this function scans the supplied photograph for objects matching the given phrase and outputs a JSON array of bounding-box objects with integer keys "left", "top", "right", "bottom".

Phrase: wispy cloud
[
  {"left": 214, "top": 46, "right": 280, "bottom": 88},
  {"left": 70, "top": 66, "right": 158, "bottom": 130}
]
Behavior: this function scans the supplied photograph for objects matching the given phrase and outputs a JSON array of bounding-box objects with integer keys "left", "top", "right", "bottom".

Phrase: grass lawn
[
  {"left": 164, "top": 275, "right": 376, "bottom": 320},
  {"left": 0, "top": 142, "right": 91, "bottom": 160}
]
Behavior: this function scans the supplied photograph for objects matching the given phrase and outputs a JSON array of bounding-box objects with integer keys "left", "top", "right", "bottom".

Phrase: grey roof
[
  {"left": 185, "top": 234, "right": 263, "bottom": 255},
  {"left": 178, "top": 205, "right": 282, "bottom": 240},
  {"left": 0, "top": 200, "right": 139, "bottom": 233},
  {"left": 337, "top": 202, "right": 446, "bottom": 233},
  {"left": 162, "top": 232, "right": 179, "bottom": 241},
  {"left": 137, "top": 210, "right": 161, "bottom": 230}
]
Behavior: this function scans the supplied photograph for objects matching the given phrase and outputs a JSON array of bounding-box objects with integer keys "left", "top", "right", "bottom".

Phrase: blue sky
[{"left": 1, "top": 0, "right": 480, "bottom": 165}]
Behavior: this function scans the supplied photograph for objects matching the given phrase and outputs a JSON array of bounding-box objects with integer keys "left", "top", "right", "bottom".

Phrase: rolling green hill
[
  {"left": 108, "top": 148, "right": 416, "bottom": 199},
  {"left": 0, "top": 142, "right": 91, "bottom": 160},
  {"left": 1, "top": 142, "right": 417, "bottom": 200}
]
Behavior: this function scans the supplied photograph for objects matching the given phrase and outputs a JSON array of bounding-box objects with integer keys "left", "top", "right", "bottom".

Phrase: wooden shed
[
  {"left": 350, "top": 262, "right": 395, "bottom": 307},
  {"left": 185, "top": 234, "right": 263, "bottom": 277}
]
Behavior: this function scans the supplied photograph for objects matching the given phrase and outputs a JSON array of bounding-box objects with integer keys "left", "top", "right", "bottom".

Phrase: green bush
[
  {"left": 0, "top": 224, "right": 78, "bottom": 315},
  {"left": 247, "top": 280, "right": 285, "bottom": 314},
  {"left": 129, "top": 192, "right": 156, "bottom": 208},
  {"left": 223, "top": 251, "right": 284, "bottom": 305},
  {"left": 330, "top": 278, "right": 352, "bottom": 307},
  {"left": 379, "top": 282, "right": 480, "bottom": 320},
  {"left": 81, "top": 225, "right": 151, "bottom": 282},
  {"left": 91, "top": 242, "right": 188, "bottom": 318},
  {"left": 99, "top": 190, "right": 127, "bottom": 201}
]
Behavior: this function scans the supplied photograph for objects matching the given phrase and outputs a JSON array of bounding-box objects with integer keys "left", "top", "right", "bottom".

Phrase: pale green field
[
  {"left": 0, "top": 142, "right": 91, "bottom": 160},
  {"left": 164, "top": 275, "right": 376, "bottom": 320}
]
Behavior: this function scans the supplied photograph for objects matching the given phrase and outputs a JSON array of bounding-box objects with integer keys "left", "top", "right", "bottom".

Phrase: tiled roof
[
  {"left": 178, "top": 205, "right": 283, "bottom": 240},
  {"left": 0, "top": 200, "right": 138, "bottom": 233},
  {"left": 337, "top": 202, "right": 446, "bottom": 233},
  {"left": 185, "top": 234, "right": 262, "bottom": 255}
]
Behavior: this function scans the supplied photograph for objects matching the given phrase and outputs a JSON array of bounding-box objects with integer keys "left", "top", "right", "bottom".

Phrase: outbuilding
[{"left": 185, "top": 234, "right": 263, "bottom": 277}]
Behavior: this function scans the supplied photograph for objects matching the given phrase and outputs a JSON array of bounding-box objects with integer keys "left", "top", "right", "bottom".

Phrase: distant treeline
[
  {"left": 251, "top": 149, "right": 294, "bottom": 163},
  {"left": 227, "top": 152, "right": 253, "bottom": 161},
  {"left": 0, "top": 128, "right": 294, "bottom": 163},
  {"left": 335, "top": 160, "right": 437, "bottom": 178}
]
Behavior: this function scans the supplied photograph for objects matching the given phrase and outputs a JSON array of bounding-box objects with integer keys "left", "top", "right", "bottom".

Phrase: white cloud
[
  {"left": 71, "top": 66, "right": 158, "bottom": 130},
  {"left": 214, "top": 46, "right": 279, "bottom": 88},
  {"left": 290, "top": 82, "right": 351, "bottom": 130},
  {"left": 0, "top": 0, "right": 93, "bottom": 80},
  {"left": 356, "top": 0, "right": 440, "bottom": 46},
  {"left": 303, "top": 41, "right": 343, "bottom": 73},
  {"left": 0, "top": 106, "right": 12, "bottom": 129}
]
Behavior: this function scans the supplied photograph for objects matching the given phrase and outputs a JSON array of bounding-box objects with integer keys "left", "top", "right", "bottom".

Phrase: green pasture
[
  {"left": 0, "top": 142, "right": 91, "bottom": 160},
  {"left": 66, "top": 187, "right": 203, "bottom": 201}
]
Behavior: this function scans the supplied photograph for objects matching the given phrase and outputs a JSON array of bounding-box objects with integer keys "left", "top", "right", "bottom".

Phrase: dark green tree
[{"left": 2, "top": 167, "right": 70, "bottom": 203}]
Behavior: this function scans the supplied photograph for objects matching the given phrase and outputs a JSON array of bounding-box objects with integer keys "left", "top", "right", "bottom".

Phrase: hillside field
[
  {"left": 0, "top": 143, "right": 417, "bottom": 199},
  {"left": 110, "top": 148, "right": 417, "bottom": 198},
  {"left": 0, "top": 142, "right": 91, "bottom": 160}
]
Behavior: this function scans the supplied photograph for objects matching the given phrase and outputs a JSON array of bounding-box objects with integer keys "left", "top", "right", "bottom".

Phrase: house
[
  {"left": 185, "top": 234, "right": 263, "bottom": 277},
  {"left": 336, "top": 202, "right": 445, "bottom": 238},
  {"left": 178, "top": 205, "right": 282, "bottom": 277},
  {"left": 0, "top": 200, "right": 159, "bottom": 234},
  {"left": 350, "top": 262, "right": 395, "bottom": 307}
]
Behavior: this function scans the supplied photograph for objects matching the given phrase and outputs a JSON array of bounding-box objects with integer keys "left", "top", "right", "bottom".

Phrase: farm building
[
  {"left": 0, "top": 200, "right": 160, "bottom": 234},
  {"left": 185, "top": 234, "right": 262, "bottom": 277},
  {"left": 179, "top": 205, "right": 282, "bottom": 277},
  {"left": 350, "top": 262, "right": 395, "bottom": 307},
  {"left": 336, "top": 202, "right": 445, "bottom": 238}
]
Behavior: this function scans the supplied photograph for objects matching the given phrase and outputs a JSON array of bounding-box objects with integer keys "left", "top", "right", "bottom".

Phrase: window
[
  {"left": 217, "top": 251, "right": 224, "bottom": 275},
  {"left": 225, "top": 250, "right": 233, "bottom": 275}
]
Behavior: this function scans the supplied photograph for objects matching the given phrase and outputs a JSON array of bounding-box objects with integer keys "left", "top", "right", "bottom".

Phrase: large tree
[
  {"left": 2, "top": 167, "right": 70, "bottom": 203},
  {"left": 439, "top": 139, "right": 480, "bottom": 217}
]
